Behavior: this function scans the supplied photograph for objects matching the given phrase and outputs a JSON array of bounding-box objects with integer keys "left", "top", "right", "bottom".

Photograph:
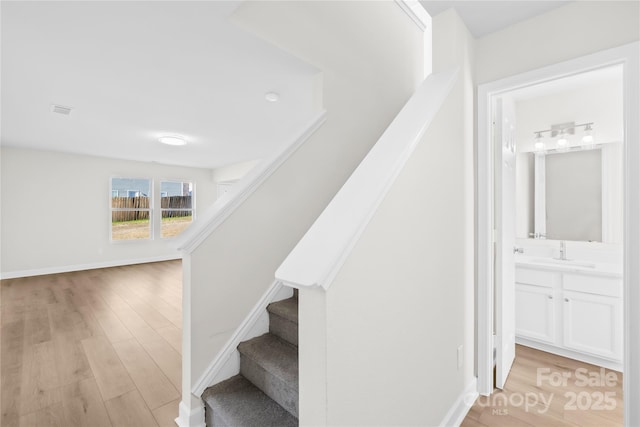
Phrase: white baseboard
[
  {"left": 439, "top": 378, "right": 478, "bottom": 427},
  {"left": 516, "top": 337, "right": 623, "bottom": 372},
  {"left": 0, "top": 254, "right": 181, "bottom": 279},
  {"left": 175, "top": 400, "right": 205, "bottom": 427}
]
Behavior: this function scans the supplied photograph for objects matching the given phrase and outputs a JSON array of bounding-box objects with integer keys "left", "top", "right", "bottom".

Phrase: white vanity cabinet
[
  {"left": 515, "top": 268, "right": 558, "bottom": 344},
  {"left": 515, "top": 265, "right": 623, "bottom": 369},
  {"left": 562, "top": 273, "right": 623, "bottom": 360}
]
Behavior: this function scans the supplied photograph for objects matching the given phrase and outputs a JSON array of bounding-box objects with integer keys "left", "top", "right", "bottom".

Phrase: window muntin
[
  {"left": 111, "top": 178, "right": 152, "bottom": 240},
  {"left": 160, "top": 180, "right": 193, "bottom": 238}
]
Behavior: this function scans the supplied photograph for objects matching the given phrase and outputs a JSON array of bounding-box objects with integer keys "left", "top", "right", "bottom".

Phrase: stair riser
[
  {"left": 240, "top": 356, "right": 298, "bottom": 418},
  {"left": 269, "top": 313, "right": 298, "bottom": 347},
  {"left": 205, "top": 407, "right": 227, "bottom": 427}
]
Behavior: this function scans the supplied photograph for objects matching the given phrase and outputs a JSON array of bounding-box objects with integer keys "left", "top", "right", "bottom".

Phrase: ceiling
[
  {"left": 2, "top": 1, "right": 578, "bottom": 170},
  {"left": 420, "top": 1, "right": 571, "bottom": 38},
  {"left": 1, "top": 1, "right": 320, "bottom": 169}
]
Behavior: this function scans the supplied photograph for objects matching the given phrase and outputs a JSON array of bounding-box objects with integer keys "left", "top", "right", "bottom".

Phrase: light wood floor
[
  {"left": 1, "top": 260, "right": 183, "bottom": 427},
  {"left": 462, "top": 345, "right": 623, "bottom": 427}
]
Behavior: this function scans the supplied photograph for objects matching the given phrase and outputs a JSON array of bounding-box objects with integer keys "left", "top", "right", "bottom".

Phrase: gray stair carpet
[
  {"left": 268, "top": 297, "right": 298, "bottom": 346},
  {"left": 202, "top": 375, "right": 297, "bottom": 427},
  {"left": 203, "top": 296, "right": 299, "bottom": 426}
]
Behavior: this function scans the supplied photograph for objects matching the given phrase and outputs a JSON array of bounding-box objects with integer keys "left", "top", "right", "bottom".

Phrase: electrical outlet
[{"left": 457, "top": 345, "right": 463, "bottom": 370}]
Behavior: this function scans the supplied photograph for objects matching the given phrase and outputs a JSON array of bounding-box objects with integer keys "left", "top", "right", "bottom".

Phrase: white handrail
[
  {"left": 176, "top": 110, "right": 327, "bottom": 254},
  {"left": 275, "top": 68, "right": 458, "bottom": 290}
]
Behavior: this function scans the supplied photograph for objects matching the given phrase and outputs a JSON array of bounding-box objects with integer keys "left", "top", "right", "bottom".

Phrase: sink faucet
[{"left": 559, "top": 240, "right": 566, "bottom": 260}]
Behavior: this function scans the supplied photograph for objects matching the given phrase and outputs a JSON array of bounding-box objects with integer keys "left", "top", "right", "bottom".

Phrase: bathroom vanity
[
  {"left": 515, "top": 255, "right": 623, "bottom": 371},
  {"left": 512, "top": 116, "right": 624, "bottom": 371}
]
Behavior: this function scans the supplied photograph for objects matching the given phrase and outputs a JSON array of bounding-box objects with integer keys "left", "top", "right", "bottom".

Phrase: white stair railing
[{"left": 276, "top": 68, "right": 458, "bottom": 290}]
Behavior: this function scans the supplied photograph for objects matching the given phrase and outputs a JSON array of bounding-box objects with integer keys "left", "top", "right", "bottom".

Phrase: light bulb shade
[
  {"left": 582, "top": 125, "right": 594, "bottom": 144},
  {"left": 557, "top": 135, "right": 568, "bottom": 146},
  {"left": 533, "top": 132, "right": 544, "bottom": 151}
]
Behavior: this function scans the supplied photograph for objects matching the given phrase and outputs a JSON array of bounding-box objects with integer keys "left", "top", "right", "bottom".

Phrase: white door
[{"left": 495, "top": 98, "right": 517, "bottom": 389}]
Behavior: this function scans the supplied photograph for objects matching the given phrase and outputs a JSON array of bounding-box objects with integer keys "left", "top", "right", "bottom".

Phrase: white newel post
[{"left": 175, "top": 254, "right": 206, "bottom": 427}]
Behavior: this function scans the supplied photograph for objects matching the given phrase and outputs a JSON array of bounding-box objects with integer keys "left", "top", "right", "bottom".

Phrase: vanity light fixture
[
  {"left": 532, "top": 122, "right": 595, "bottom": 152},
  {"left": 158, "top": 135, "right": 187, "bottom": 146}
]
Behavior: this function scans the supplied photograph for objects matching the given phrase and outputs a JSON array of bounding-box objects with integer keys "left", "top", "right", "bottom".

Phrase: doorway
[{"left": 477, "top": 42, "right": 639, "bottom": 426}]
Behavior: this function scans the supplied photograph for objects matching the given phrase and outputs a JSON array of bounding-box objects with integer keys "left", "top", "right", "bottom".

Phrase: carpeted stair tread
[
  {"left": 267, "top": 297, "right": 298, "bottom": 324},
  {"left": 238, "top": 333, "right": 298, "bottom": 390},
  {"left": 202, "top": 375, "right": 297, "bottom": 427}
]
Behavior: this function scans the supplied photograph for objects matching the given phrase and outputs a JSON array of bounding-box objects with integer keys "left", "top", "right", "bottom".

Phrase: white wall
[
  {"left": 432, "top": 4, "right": 477, "bottom": 402},
  {"left": 210, "top": 159, "right": 260, "bottom": 200},
  {"left": 211, "top": 159, "right": 260, "bottom": 186},
  {"left": 182, "top": 0, "right": 425, "bottom": 421},
  {"left": 476, "top": 1, "right": 640, "bottom": 84},
  {"left": 213, "top": 160, "right": 260, "bottom": 184},
  {"left": 514, "top": 78, "right": 623, "bottom": 152},
  {"left": 0, "top": 147, "right": 216, "bottom": 277},
  {"left": 322, "top": 79, "right": 474, "bottom": 425},
  {"left": 293, "top": 10, "right": 475, "bottom": 425}
]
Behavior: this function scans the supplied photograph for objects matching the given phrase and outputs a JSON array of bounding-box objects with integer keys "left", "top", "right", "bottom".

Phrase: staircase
[{"left": 202, "top": 291, "right": 299, "bottom": 426}]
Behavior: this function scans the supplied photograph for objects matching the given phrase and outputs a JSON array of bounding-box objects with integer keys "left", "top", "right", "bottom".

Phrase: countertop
[{"left": 515, "top": 255, "right": 623, "bottom": 278}]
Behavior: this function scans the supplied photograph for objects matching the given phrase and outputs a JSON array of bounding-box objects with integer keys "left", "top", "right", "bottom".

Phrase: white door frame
[{"left": 477, "top": 42, "right": 639, "bottom": 426}]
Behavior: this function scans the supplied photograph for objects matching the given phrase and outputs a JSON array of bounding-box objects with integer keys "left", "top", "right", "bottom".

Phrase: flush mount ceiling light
[
  {"left": 158, "top": 135, "right": 187, "bottom": 146},
  {"left": 265, "top": 92, "right": 280, "bottom": 102}
]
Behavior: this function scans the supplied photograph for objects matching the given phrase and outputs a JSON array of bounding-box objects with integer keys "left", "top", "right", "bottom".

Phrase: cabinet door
[
  {"left": 515, "top": 284, "right": 556, "bottom": 344},
  {"left": 563, "top": 290, "right": 623, "bottom": 361}
]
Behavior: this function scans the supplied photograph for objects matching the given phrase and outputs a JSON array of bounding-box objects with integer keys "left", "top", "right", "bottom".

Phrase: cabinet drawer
[
  {"left": 515, "top": 268, "right": 559, "bottom": 288},
  {"left": 563, "top": 274, "right": 622, "bottom": 298}
]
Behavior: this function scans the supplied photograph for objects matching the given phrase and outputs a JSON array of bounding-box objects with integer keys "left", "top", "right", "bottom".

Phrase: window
[
  {"left": 111, "top": 178, "right": 151, "bottom": 240},
  {"left": 160, "top": 180, "right": 193, "bottom": 238}
]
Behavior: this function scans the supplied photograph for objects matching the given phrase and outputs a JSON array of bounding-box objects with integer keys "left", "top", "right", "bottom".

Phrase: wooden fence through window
[{"left": 111, "top": 196, "right": 192, "bottom": 222}]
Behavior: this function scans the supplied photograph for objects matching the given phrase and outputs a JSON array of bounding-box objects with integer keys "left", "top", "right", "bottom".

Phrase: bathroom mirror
[
  {"left": 511, "top": 64, "right": 623, "bottom": 244},
  {"left": 516, "top": 143, "right": 623, "bottom": 243},
  {"left": 545, "top": 148, "right": 602, "bottom": 241}
]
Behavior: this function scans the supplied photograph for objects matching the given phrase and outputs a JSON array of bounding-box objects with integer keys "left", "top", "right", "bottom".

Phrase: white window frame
[
  {"left": 159, "top": 179, "right": 195, "bottom": 239},
  {"left": 110, "top": 177, "right": 153, "bottom": 242}
]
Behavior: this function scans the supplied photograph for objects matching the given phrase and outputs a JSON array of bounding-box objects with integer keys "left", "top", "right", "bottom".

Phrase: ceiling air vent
[{"left": 50, "top": 104, "right": 73, "bottom": 115}]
